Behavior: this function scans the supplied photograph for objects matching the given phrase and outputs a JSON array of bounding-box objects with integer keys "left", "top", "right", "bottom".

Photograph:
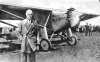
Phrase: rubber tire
[
  {"left": 40, "top": 39, "right": 50, "bottom": 51},
  {"left": 67, "top": 36, "right": 77, "bottom": 46}
]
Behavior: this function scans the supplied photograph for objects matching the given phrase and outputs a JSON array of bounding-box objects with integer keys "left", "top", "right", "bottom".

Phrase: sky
[{"left": 0, "top": 0, "right": 100, "bottom": 14}]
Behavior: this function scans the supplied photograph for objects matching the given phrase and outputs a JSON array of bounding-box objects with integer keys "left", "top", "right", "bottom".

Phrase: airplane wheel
[
  {"left": 40, "top": 39, "right": 50, "bottom": 51},
  {"left": 67, "top": 36, "right": 77, "bottom": 46}
]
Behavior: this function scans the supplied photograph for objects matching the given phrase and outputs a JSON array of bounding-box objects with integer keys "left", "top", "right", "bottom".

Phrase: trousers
[{"left": 21, "top": 35, "right": 36, "bottom": 62}]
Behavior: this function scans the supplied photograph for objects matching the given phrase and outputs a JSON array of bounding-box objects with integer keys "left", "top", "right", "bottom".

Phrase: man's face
[{"left": 26, "top": 13, "right": 33, "bottom": 19}]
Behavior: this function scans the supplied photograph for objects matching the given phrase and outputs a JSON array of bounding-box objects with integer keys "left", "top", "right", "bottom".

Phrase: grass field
[
  {"left": 36, "top": 32, "right": 100, "bottom": 62},
  {"left": 0, "top": 32, "right": 100, "bottom": 62}
]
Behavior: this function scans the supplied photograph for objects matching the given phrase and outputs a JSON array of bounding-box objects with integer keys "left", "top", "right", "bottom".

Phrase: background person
[{"left": 85, "top": 23, "right": 89, "bottom": 36}]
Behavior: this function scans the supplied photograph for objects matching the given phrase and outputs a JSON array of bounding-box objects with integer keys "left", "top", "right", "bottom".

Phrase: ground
[{"left": 0, "top": 32, "right": 100, "bottom": 62}]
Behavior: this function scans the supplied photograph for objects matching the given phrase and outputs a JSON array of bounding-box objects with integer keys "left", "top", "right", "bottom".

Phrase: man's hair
[{"left": 26, "top": 9, "right": 33, "bottom": 15}]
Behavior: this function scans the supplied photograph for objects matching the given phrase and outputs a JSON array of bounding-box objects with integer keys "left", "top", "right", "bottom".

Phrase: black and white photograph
[{"left": 0, "top": 0, "right": 100, "bottom": 62}]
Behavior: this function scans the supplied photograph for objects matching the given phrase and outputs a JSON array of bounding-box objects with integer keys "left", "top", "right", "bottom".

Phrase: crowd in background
[{"left": 77, "top": 23, "right": 94, "bottom": 36}]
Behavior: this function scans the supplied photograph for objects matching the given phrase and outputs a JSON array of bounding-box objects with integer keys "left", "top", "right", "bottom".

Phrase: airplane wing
[
  {"left": 0, "top": 3, "right": 52, "bottom": 27},
  {"left": 80, "top": 14, "right": 99, "bottom": 21},
  {"left": 0, "top": 3, "right": 99, "bottom": 28}
]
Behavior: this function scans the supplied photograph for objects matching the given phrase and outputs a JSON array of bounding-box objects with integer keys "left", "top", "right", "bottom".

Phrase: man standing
[
  {"left": 18, "top": 9, "right": 36, "bottom": 62},
  {"left": 85, "top": 23, "right": 89, "bottom": 36},
  {"left": 89, "top": 24, "right": 93, "bottom": 36}
]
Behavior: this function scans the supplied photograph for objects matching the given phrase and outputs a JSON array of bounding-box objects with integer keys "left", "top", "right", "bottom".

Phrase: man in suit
[{"left": 18, "top": 9, "right": 36, "bottom": 62}]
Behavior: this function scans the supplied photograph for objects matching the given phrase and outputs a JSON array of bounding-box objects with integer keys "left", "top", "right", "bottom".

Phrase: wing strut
[
  {"left": 0, "top": 20, "right": 18, "bottom": 28},
  {"left": 0, "top": 9, "right": 24, "bottom": 20}
]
